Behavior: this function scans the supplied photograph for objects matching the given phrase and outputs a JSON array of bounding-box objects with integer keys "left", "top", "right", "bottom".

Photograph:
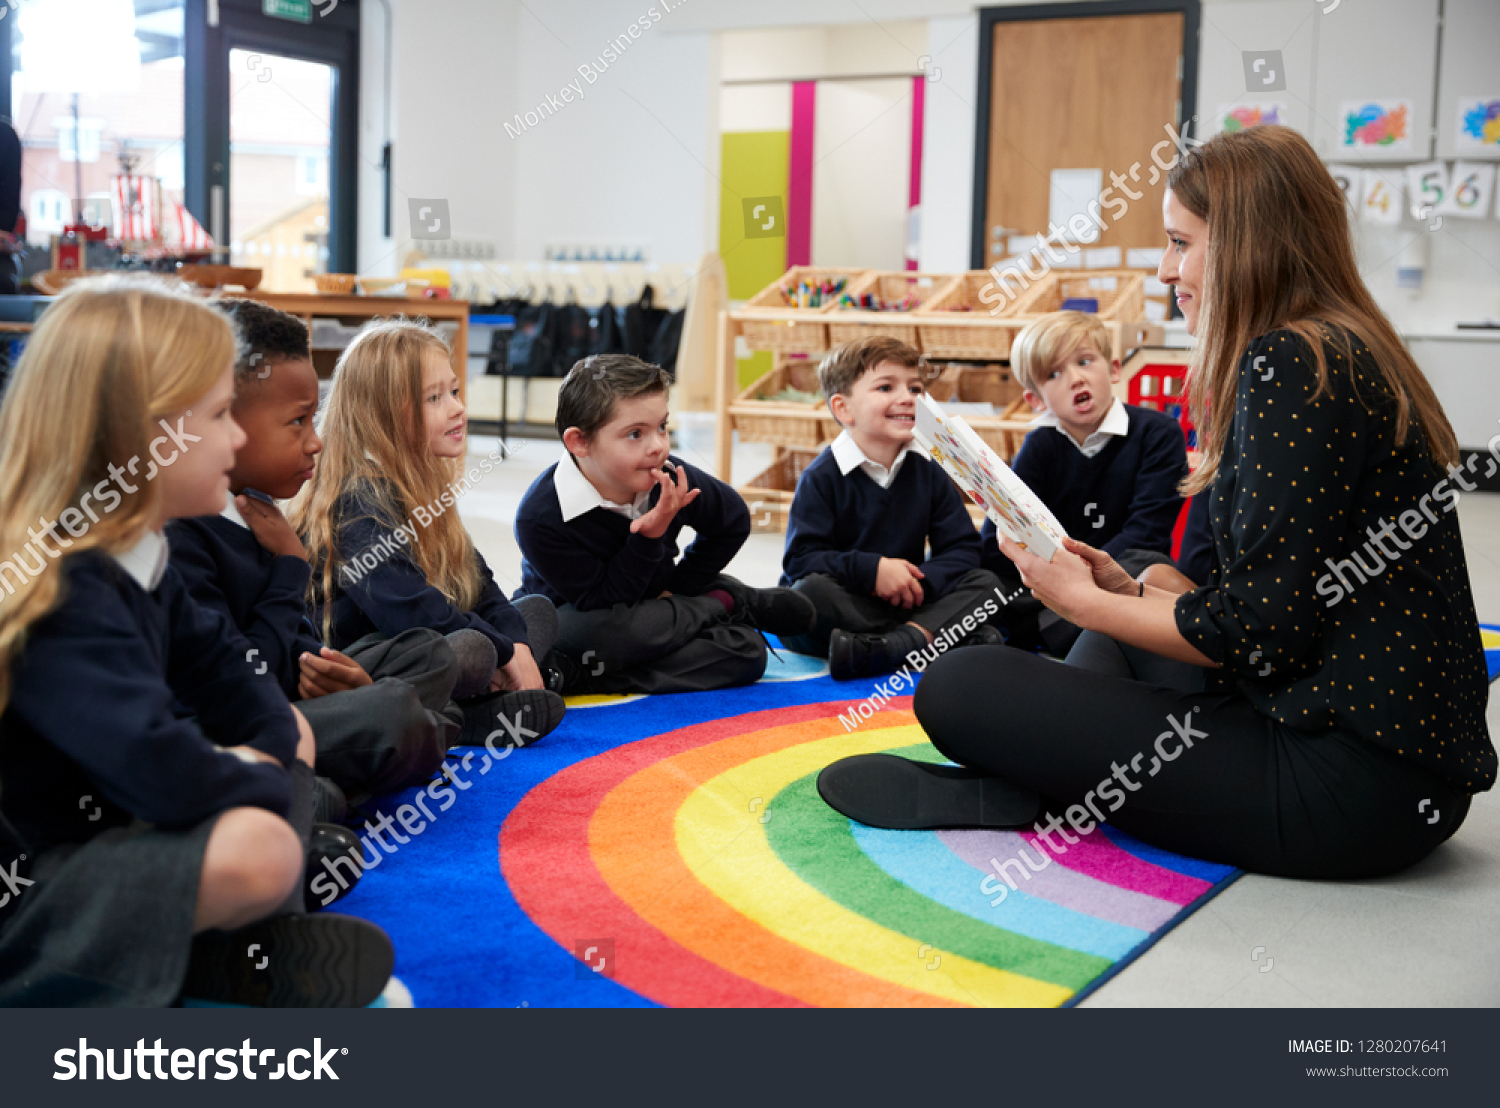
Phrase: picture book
[{"left": 911, "top": 393, "right": 1068, "bottom": 561}]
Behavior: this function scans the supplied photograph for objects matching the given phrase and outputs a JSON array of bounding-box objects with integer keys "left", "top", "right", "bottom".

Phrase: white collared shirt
[
  {"left": 114, "top": 528, "right": 170, "bottom": 592},
  {"left": 221, "top": 489, "right": 249, "bottom": 530},
  {"left": 829, "top": 430, "right": 913, "bottom": 490},
  {"left": 553, "top": 450, "right": 651, "bottom": 523},
  {"left": 1034, "top": 397, "right": 1130, "bottom": 458}
]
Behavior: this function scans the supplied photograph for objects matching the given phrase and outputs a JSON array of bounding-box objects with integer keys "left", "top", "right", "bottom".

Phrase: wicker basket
[
  {"left": 313, "top": 273, "right": 359, "bottom": 295},
  {"left": 825, "top": 271, "right": 957, "bottom": 349},
  {"left": 739, "top": 448, "right": 823, "bottom": 533},
  {"left": 916, "top": 271, "right": 1032, "bottom": 359},
  {"left": 739, "top": 266, "right": 867, "bottom": 354},
  {"left": 1010, "top": 269, "right": 1146, "bottom": 322},
  {"left": 728, "top": 360, "right": 837, "bottom": 449},
  {"left": 922, "top": 363, "right": 1022, "bottom": 408}
]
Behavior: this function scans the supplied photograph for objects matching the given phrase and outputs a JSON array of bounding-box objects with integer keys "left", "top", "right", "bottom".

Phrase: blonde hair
[
  {"left": 1167, "top": 125, "right": 1457, "bottom": 495},
  {"left": 1009, "top": 311, "right": 1112, "bottom": 394},
  {"left": 286, "top": 319, "right": 480, "bottom": 642},
  {"left": 0, "top": 276, "right": 236, "bottom": 713}
]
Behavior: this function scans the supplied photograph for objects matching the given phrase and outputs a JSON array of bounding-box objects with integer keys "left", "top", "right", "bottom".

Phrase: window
[{"left": 11, "top": 0, "right": 187, "bottom": 247}]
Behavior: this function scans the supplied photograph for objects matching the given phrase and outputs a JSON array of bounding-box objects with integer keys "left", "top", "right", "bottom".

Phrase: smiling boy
[
  {"left": 780, "top": 337, "right": 1003, "bottom": 680},
  {"left": 981, "top": 311, "right": 1189, "bottom": 654},
  {"left": 513, "top": 353, "right": 815, "bottom": 694}
]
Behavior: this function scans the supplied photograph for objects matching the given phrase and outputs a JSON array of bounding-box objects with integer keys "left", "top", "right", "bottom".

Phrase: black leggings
[{"left": 912, "top": 634, "right": 1471, "bottom": 879}]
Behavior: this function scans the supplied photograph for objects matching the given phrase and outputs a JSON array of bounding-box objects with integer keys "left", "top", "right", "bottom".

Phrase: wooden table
[{"left": 223, "top": 292, "right": 471, "bottom": 405}]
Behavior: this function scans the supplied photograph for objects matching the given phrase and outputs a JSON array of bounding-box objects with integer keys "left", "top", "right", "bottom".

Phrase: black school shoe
[
  {"left": 828, "top": 625, "right": 927, "bottom": 680},
  {"left": 455, "top": 687, "right": 566, "bottom": 747},
  {"left": 817, "top": 754, "right": 1040, "bottom": 830},
  {"left": 714, "top": 579, "right": 817, "bottom": 638},
  {"left": 305, "top": 823, "right": 363, "bottom": 911},
  {"left": 182, "top": 913, "right": 394, "bottom": 1008}
]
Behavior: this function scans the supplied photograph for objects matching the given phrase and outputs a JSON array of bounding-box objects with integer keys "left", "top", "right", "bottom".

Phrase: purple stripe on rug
[
  {"left": 938, "top": 829, "right": 1184, "bottom": 932},
  {"left": 1016, "top": 829, "right": 1211, "bottom": 906}
]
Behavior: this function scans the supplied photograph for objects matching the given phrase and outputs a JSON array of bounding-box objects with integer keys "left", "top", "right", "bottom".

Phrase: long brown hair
[
  {"left": 286, "top": 319, "right": 478, "bottom": 642},
  {"left": 1168, "top": 125, "right": 1457, "bottom": 495},
  {"left": 0, "top": 277, "right": 235, "bottom": 712}
]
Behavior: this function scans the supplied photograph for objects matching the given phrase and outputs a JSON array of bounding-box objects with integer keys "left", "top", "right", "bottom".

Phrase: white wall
[
  {"left": 918, "top": 13, "right": 979, "bottom": 271},
  {"left": 357, "top": 0, "right": 521, "bottom": 276},
  {"left": 358, "top": 0, "right": 1500, "bottom": 344}
]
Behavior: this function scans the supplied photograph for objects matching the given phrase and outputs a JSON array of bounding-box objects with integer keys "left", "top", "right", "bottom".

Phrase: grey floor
[{"left": 459, "top": 429, "right": 1500, "bottom": 1008}]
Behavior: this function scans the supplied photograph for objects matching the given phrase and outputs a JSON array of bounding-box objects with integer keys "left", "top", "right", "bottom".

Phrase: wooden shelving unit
[{"left": 714, "top": 268, "right": 1163, "bottom": 528}]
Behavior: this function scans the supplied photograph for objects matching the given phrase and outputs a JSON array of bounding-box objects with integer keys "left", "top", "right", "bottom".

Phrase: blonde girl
[
  {"left": 287, "top": 320, "right": 564, "bottom": 746},
  {"left": 0, "top": 277, "right": 389, "bottom": 1006}
]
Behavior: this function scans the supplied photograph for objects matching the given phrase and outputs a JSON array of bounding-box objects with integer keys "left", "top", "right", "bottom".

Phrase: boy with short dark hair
[
  {"left": 780, "top": 336, "right": 1004, "bottom": 680},
  {"left": 986, "top": 311, "right": 1188, "bottom": 654},
  {"left": 167, "top": 298, "right": 462, "bottom": 803},
  {"left": 513, "top": 353, "right": 815, "bottom": 694}
]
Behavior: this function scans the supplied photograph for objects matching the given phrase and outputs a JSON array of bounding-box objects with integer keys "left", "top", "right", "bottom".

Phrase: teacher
[{"left": 818, "top": 126, "right": 1495, "bottom": 879}]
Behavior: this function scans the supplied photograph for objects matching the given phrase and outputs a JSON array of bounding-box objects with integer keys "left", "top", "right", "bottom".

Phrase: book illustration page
[{"left": 913, "top": 394, "right": 1067, "bottom": 560}]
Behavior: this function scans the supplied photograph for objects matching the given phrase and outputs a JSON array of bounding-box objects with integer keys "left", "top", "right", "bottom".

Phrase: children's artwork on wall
[
  {"left": 1340, "top": 100, "right": 1412, "bottom": 152},
  {"left": 1405, "top": 162, "right": 1449, "bottom": 221},
  {"left": 1456, "top": 97, "right": 1500, "bottom": 155},
  {"left": 1438, "top": 162, "right": 1496, "bottom": 220},
  {"left": 1216, "top": 102, "right": 1284, "bottom": 133},
  {"left": 1326, "top": 164, "right": 1359, "bottom": 208},
  {"left": 1358, "top": 169, "right": 1403, "bottom": 225}
]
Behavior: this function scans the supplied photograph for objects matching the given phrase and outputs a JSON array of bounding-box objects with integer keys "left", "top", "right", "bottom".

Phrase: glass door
[
  {"left": 186, "top": 0, "right": 359, "bottom": 287},
  {"left": 227, "top": 48, "right": 333, "bottom": 292}
]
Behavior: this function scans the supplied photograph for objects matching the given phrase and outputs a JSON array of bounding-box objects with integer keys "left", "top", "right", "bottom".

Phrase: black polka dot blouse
[{"left": 1174, "top": 327, "right": 1496, "bottom": 794}]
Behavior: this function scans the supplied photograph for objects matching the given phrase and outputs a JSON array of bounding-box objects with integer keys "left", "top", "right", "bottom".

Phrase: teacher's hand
[
  {"left": 998, "top": 536, "right": 1103, "bottom": 628},
  {"left": 1061, "top": 537, "right": 1138, "bottom": 596}
]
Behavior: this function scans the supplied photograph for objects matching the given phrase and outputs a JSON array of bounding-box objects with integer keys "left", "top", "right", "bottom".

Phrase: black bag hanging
[
  {"left": 590, "top": 295, "right": 624, "bottom": 357},
  {"left": 648, "top": 308, "right": 686, "bottom": 375},
  {"left": 623, "top": 284, "right": 669, "bottom": 360},
  {"left": 555, "top": 290, "right": 594, "bottom": 376},
  {"left": 507, "top": 297, "right": 555, "bottom": 377}
]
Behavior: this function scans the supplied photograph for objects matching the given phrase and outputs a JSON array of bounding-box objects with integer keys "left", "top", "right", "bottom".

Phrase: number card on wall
[
  {"left": 1359, "top": 169, "right": 1403, "bottom": 224},
  {"left": 1405, "top": 163, "right": 1449, "bottom": 221},
  {"left": 1327, "top": 164, "right": 1360, "bottom": 208},
  {"left": 1439, "top": 162, "right": 1496, "bottom": 220}
]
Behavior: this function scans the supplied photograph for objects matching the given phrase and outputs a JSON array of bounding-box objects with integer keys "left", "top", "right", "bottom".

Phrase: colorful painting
[
  {"left": 912, "top": 395, "right": 1067, "bottom": 560},
  {"left": 1218, "top": 103, "right": 1284, "bottom": 133},
  {"left": 1340, "top": 100, "right": 1412, "bottom": 151},
  {"left": 1457, "top": 98, "right": 1500, "bottom": 153}
]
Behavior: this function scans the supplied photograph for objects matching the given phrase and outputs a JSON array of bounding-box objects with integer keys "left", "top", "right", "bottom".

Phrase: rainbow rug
[
  {"left": 1483, "top": 624, "right": 1500, "bottom": 683},
  {"left": 335, "top": 654, "right": 1240, "bottom": 1007}
]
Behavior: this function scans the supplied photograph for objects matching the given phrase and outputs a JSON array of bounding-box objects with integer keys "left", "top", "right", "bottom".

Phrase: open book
[{"left": 911, "top": 393, "right": 1069, "bottom": 561}]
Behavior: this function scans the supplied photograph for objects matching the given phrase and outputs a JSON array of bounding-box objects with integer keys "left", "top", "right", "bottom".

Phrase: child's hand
[
  {"left": 490, "top": 644, "right": 545, "bottom": 692},
  {"left": 874, "top": 557, "right": 925, "bottom": 609},
  {"left": 237, "top": 494, "right": 307, "bottom": 561},
  {"left": 298, "top": 647, "right": 374, "bottom": 699},
  {"left": 629, "top": 464, "right": 701, "bottom": 541},
  {"left": 1061, "top": 538, "right": 1136, "bottom": 596}
]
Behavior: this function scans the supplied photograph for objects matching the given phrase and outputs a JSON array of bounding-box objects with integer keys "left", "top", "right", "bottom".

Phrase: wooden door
[{"left": 982, "top": 13, "right": 1183, "bottom": 264}]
